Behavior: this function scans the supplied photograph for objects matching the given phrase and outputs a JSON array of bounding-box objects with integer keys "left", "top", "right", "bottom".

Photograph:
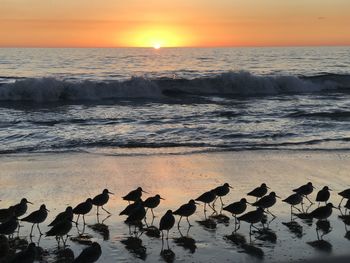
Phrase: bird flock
[{"left": 1, "top": 183, "right": 350, "bottom": 262}]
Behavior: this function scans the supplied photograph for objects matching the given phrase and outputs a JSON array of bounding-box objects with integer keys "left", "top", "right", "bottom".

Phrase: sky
[{"left": 0, "top": 0, "right": 350, "bottom": 47}]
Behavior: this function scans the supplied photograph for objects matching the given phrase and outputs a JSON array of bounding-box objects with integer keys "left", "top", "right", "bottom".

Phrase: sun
[{"left": 153, "top": 43, "right": 161, "bottom": 49}]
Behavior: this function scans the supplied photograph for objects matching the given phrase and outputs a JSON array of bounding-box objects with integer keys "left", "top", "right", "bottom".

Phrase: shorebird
[
  {"left": 143, "top": 194, "right": 164, "bottom": 217},
  {"left": 119, "top": 200, "right": 143, "bottom": 216},
  {"left": 247, "top": 183, "right": 269, "bottom": 201},
  {"left": 283, "top": 193, "right": 303, "bottom": 215},
  {"left": 46, "top": 218, "right": 72, "bottom": 246},
  {"left": 122, "top": 187, "right": 147, "bottom": 203},
  {"left": 252, "top": 192, "right": 280, "bottom": 217},
  {"left": 0, "top": 216, "right": 18, "bottom": 236},
  {"left": 73, "top": 198, "right": 93, "bottom": 225},
  {"left": 237, "top": 207, "right": 265, "bottom": 235},
  {"left": 21, "top": 204, "right": 49, "bottom": 237},
  {"left": 74, "top": 242, "right": 101, "bottom": 263},
  {"left": 13, "top": 198, "right": 33, "bottom": 218},
  {"left": 173, "top": 199, "right": 198, "bottom": 227},
  {"left": 344, "top": 199, "right": 350, "bottom": 214},
  {"left": 338, "top": 188, "right": 350, "bottom": 208},
  {"left": 293, "top": 182, "right": 315, "bottom": 204},
  {"left": 223, "top": 198, "right": 248, "bottom": 230},
  {"left": 195, "top": 190, "right": 216, "bottom": 213},
  {"left": 316, "top": 186, "right": 331, "bottom": 206},
  {"left": 309, "top": 203, "right": 337, "bottom": 220},
  {"left": 159, "top": 210, "right": 175, "bottom": 240},
  {"left": 92, "top": 189, "right": 114, "bottom": 215},
  {"left": 213, "top": 183, "right": 233, "bottom": 206},
  {"left": 11, "top": 243, "right": 36, "bottom": 263},
  {"left": 0, "top": 206, "right": 16, "bottom": 223},
  {"left": 125, "top": 202, "right": 146, "bottom": 225},
  {"left": 48, "top": 206, "right": 74, "bottom": 227}
]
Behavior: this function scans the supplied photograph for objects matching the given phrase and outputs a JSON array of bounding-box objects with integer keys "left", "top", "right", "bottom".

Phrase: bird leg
[
  {"left": 37, "top": 224, "right": 43, "bottom": 235},
  {"left": 316, "top": 227, "right": 320, "bottom": 240},
  {"left": 30, "top": 224, "right": 35, "bottom": 237},
  {"left": 266, "top": 208, "right": 276, "bottom": 218},
  {"left": 76, "top": 214, "right": 80, "bottom": 225},
  {"left": 166, "top": 229, "right": 169, "bottom": 240},
  {"left": 102, "top": 206, "right": 111, "bottom": 214},
  {"left": 338, "top": 197, "right": 344, "bottom": 208},
  {"left": 83, "top": 215, "right": 86, "bottom": 225},
  {"left": 204, "top": 203, "right": 207, "bottom": 213},
  {"left": 97, "top": 206, "right": 100, "bottom": 216},
  {"left": 305, "top": 195, "right": 314, "bottom": 205},
  {"left": 177, "top": 216, "right": 182, "bottom": 228},
  {"left": 220, "top": 196, "right": 224, "bottom": 206},
  {"left": 293, "top": 205, "right": 302, "bottom": 213},
  {"left": 151, "top": 208, "right": 155, "bottom": 218},
  {"left": 186, "top": 217, "right": 193, "bottom": 227}
]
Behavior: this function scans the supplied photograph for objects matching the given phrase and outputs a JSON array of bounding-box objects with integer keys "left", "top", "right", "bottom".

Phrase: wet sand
[{"left": 0, "top": 151, "right": 350, "bottom": 262}]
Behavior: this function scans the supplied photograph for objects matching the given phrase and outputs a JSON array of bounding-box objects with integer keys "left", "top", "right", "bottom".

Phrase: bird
[
  {"left": 282, "top": 193, "right": 303, "bottom": 215},
  {"left": 13, "top": 198, "right": 33, "bottom": 218},
  {"left": 159, "top": 210, "right": 175, "bottom": 240},
  {"left": 46, "top": 219, "right": 72, "bottom": 247},
  {"left": 125, "top": 202, "right": 146, "bottom": 225},
  {"left": 10, "top": 242, "right": 36, "bottom": 263},
  {"left": 74, "top": 242, "right": 102, "bottom": 263},
  {"left": 344, "top": 199, "right": 350, "bottom": 213},
  {"left": 0, "top": 206, "right": 16, "bottom": 223},
  {"left": 122, "top": 187, "right": 147, "bottom": 203},
  {"left": 316, "top": 186, "right": 331, "bottom": 206},
  {"left": 73, "top": 198, "right": 93, "bottom": 225},
  {"left": 0, "top": 216, "right": 18, "bottom": 236},
  {"left": 21, "top": 204, "right": 49, "bottom": 237},
  {"left": 48, "top": 206, "right": 74, "bottom": 227},
  {"left": 92, "top": 189, "right": 114, "bottom": 215},
  {"left": 293, "top": 182, "right": 315, "bottom": 204},
  {"left": 119, "top": 200, "right": 143, "bottom": 216},
  {"left": 309, "top": 203, "right": 337, "bottom": 220},
  {"left": 195, "top": 190, "right": 216, "bottom": 213},
  {"left": 338, "top": 188, "right": 350, "bottom": 208},
  {"left": 247, "top": 183, "right": 269, "bottom": 201},
  {"left": 173, "top": 199, "right": 198, "bottom": 227},
  {"left": 237, "top": 207, "right": 265, "bottom": 235},
  {"left": 212, "top": 183, "right": 233, "bottom": 206},
  {"left": 223, "top": 198, "right": 248, "bottom": 226},
  {"left": 143, "top": 194, "right": 164, "bottom": 217},
  {"left": 252, "top": 192, "right": 280, "bottom": 217}
]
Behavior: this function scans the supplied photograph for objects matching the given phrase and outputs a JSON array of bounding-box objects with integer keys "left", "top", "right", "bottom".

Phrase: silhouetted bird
[
  {"left": 119, "top": 200, "right": 143, "bottom": 216},
  {"left": 173, "top": 199, "right": 198, "bottom": 227},
  {"left": 10, "top": 242, "right": 36, "bottom": 263},
  {"left": 213, "top": 183, "right": 233, "bottom": 206},
  {"left": 283, "top": 193, "right": 303, "bottom": 214},
  {"left": 92, "top": 189, "right": 114, "bottom": 215},
  {"left": 0, "top": 206, "right": 15, "bottom": 223},
  {"left": 143, "top": 194, "right": 164, "bottom": 217},
  {"left": 309, "top": 203, "right": 336, "bottom": 220},
  {"left": 237, "top": 207, "right": 265, "bottom": 235},
  {"left": 13, "top": 198, "right": 33, "bottom": 218},
  {"left": 344, "top": 199, "right": 350, "bottom": 213},
  {"left": 125, "top": 202, "right": 146, "bottom": 225},
  {"left": 293, "top": 182, "right": 315, "bottom": 204},
  {"left": 46, "top": 219, "right": 72, "bottom": 246},
  {"left": 74, "top": 242, "right": 101, "bottom": 263},
  {"left": 159, "top": 210, "right": 175, "bottom": 239},
  {"left": 316, "top": 186, "right": 331, "bottom": 206},
  {"left": 122, "top": 187, "right": 147, "bottom": 203},
  {"left": 223, "top": 198, "right": 248, "bottom": 223},
  {"left": 73, "top": 198, "right": 93, "bottom": 225},
  {"left": 338, "top": 188, "right": 350, "bottom": 208},
  {"left": 247, "top": 183, "right": 269, "bottom": 201},
  {"left": 21, "top": 204, "right": 49, "bottom": 236},
  {"left": 195, "top": 190, "right": 216, "bottom": 213},
  {"left": 252, "top": 192, "right": 280, "bottom": 217},
  {"left": 0, "top": 216, "right": 18, "bottom": 236},
  {"left": 48, "top": 206, "right": 73, "bottom": 227}
]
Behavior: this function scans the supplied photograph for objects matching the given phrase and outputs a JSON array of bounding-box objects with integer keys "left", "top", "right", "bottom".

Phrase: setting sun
[{"left": 153, "top": 43, "right": 161, "bottom": 49}]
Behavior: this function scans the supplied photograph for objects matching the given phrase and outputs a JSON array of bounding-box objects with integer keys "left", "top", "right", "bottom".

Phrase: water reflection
[
  {"left": 160, "top": 238, "right": 175, "bottom": 263},
  {"left": 174, "top": 227, "right": 197, "bottom": 253},
  {"left": 121, "top": 236, "right": 147, "bottom": 260},
  {"left": 282, "top": 221, "right": 303, "bottom": 238}
]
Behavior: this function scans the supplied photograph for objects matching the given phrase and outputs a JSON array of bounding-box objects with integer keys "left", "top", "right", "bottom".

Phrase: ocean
[{"left": 0, "top": 47, "right": 350, "bottom": 155}]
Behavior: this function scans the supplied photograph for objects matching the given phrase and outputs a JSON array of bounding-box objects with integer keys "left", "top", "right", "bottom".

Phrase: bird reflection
[
  {"left": 241, "top": 243, "right": 265, "bottom": 260},
  {"left": 121, "top": 236, "right": 147, "bottom": 260},
  {"left": 307, "top": 239, "right": 332, "bottom": 253},
  {"left": 282, "top": 221, "right": 303, "bottom": 238},
  {"left": 255, "top": 228, "right": 277, "bottom": 244},
  {"left": 54, "top": 247, "right": 74, "bottom": 262},
  {"left": 174, "top": 227, "right": 197, "bottom": 253},
  {"left": 160, "top": 238, "right": 175, "bottom": 263},
  {"left": 316, "top": 220, "right": 332, "bottom": 240},
  {"left": 196, "top": 218, "right": 217, "bottom": 231},
  {"left": 88, "top": 222, "right": 110, "bottom": 240}
]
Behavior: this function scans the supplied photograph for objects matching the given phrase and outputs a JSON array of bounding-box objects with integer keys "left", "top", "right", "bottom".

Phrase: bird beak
[
  {"left": 194, "top": 201, "right": 200, "bottom": 205},
  {"left": 267, "top": 186, "right": 270, "bottom": 189},
  {"left": 46, "top": 208, "right": 50, "bottom": 212},
  {"left": 246, "top": 201, "right": 253, "bottom": 205},
  {"left": 160, "top": 197, "right": 165, "bottom": 200},
  {"left": 142, "top": 190, "right": 149, "bottom": 194},
  {"left": 329, "top": 189, "right": 333, "bottom": 191},
  {"left": 27, "top": 201, "right": 33, "bottom": 205},
  {"left": 229, "top": 185, "right": 233, "bottom": 189},
  {"left": 276, "top": 195, "right": 281, "bottom": 199},
  {"left": 312, "top": 186, "right": 315, "bottom": 189},
  {"left": 108, "top": 191, "right": 114, "bottom": 195}
]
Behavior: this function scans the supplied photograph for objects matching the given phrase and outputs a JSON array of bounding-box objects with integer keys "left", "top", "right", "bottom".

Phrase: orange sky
[{"left": 0, "top": 0, "right": 349, "bottom": 47}]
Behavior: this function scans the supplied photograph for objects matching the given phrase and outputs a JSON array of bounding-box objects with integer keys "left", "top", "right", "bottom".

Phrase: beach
[{"left": 1, "top": 150, "right": 350, "bottom": 262}]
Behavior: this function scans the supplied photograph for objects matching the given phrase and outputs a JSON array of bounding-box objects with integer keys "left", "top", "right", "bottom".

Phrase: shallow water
[{"left": 0, "top": 151, "right": 349, "bottom": 262}]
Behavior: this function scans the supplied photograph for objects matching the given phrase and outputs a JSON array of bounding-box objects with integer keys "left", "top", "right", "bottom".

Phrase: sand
[{"left": 0, "top": 151, "right": 350, "bottom": 262}]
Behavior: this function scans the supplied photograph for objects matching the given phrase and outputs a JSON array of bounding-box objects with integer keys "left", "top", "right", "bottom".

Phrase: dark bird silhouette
[
  {"left": 74, "top": 242, "right": 102, "bottom": 263},
  {"left": 223, "top": 198, "right": 248, "bottom": 225},
  {"left": 92, "top": 189, "right": 114, "bottom": 215},
  {"left": 122, "top": 187, "right": 147, "bottom": 203},
  {"left": 143, "top": 194, "right": 164, "bottom": 217},
  {"left": 48, "top": 206, "right": 73, "bottom": 227},
  {"left": 10, "top": 242, "right": 36, "bottom": 263},
  {"left": 213, "top": 183, "right": 233, "bottom": 206},
  {"left": 344, "top": 199, "right": 350, "bottom": 213},
  {"left": 73, "top": 198, "right": 93, "bottom": 225},
  {"left": 159, "top": 210, "right": 175, "bottom": 239},
  {"left": 0, "top": 206, "right": 16, "bottom": 223},
  {"left": 237, "top": 207, "right": 265, "bottom": 235},
  {"left": 173, "top": 199, "right": 198, "bottom": 227},
  {"left": 293, "top": 182, "right": 315, "bottom": 204},
  {"left": 46, "top": 219, "right": 72, "bottom": 246},
  {"left": 309, "top": 203, "right": 336, "bottom": 220},
  {"left": 119, "top": 200, "right": 143, "bottom": 216},
  {"left": 316, "top": 186, "right": 331, "bottom": 206},
  {"left": 13, "top": 198, "right": 33, "bottom": 218},
  {"left": 252, "top": 192, "right": 280, "bottom": 217},
  {"left": 195, "top": 190, "right": 216, "bottom": 213},
  {"left": 21, "top": 204, "right": 48, "bottom": 236},
  {"left": 338, "top": 188, "right": 350, "bottom": 208},
  {"left": 125, "top": 202, "right": 146, "bottom": 225},
  {"left": 247, "top": 183, "right": 269, "bottom": 201},
  {"left": 0, "top": 216, "right": 18, "bottom": 236},
  {"left": 283, "top": 193, "right": 303, "bottom": 215}
]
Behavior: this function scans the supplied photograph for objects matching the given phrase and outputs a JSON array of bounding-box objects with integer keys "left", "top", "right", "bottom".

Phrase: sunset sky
[{"left": 1, "top": 0, "right": 350, "bottom": 47}]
